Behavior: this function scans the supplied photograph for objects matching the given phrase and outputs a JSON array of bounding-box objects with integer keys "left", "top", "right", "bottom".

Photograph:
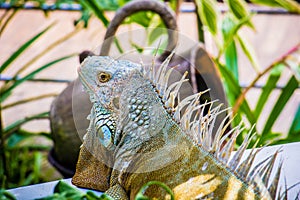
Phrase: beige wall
[{"left": 1, "top": 6, "right": 299, "bottom": 136}]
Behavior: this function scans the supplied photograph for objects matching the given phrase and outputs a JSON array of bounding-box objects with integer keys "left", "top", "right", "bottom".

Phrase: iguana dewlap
[{"left": 72, "top": 56, "right": 282, "bottom": 199}]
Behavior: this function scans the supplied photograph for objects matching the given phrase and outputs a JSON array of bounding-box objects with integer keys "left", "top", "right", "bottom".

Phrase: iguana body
[{"left": 72, "top": 56, "right": 281, "bottom": 199}]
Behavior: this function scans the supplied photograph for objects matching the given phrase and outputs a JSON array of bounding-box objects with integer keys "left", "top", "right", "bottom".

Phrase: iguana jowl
[{"left": 72, "top": 55, "right": 283, "bottom": 199}]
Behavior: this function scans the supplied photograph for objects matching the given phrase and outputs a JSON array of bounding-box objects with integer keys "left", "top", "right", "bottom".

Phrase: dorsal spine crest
[{"left": 140, "top": 52, "right": 283, "bottom": 198}]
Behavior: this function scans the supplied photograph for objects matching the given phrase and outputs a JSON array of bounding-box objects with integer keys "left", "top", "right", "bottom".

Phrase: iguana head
[
  {"left": 78, "top": 56, "right": 143, "bottom": 111},
  {"left": 78, "top": 56, "right": 143, "bottom": 151}
]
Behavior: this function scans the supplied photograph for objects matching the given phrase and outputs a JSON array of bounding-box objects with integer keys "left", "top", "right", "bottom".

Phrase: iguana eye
[{"left": 98, "top": 72, "right": 111, "bottom": 83}]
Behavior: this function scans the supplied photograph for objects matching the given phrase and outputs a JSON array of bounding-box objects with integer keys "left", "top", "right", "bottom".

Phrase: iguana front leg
[
  {"left": 104, "top": 168, "right": 129, "bottom": 200},
  {"left": 72, "top": 145, "right": 111, "bottom": 191},
  {"left": 105, "top": 183, "right": 129, "bottom": 200}
]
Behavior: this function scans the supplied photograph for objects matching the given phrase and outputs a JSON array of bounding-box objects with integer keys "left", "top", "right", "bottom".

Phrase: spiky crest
[{"left": 141, "top": 52, "right": 283, "bottom": 198}]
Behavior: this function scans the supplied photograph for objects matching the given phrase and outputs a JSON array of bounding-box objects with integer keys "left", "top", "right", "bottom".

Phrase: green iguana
[{"left": 72, "top": 55, "right": 283, "bottom": 199}]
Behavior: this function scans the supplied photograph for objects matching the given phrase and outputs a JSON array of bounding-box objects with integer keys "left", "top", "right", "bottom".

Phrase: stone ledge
[{"left": 8, "top": 142, "right": 300, "bottom": 199}]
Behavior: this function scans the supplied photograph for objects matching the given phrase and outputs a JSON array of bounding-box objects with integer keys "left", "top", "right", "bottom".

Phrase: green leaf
[
  {"left": 0, "top": 24, "right": 53, "bottom": 73},
  {"left": 147, "top": 16, "right": 166, "bottom": 46},
  {"left": 37, "top": 191, "right": 83, "bottom": 200},
  {"left": 86, "top": 191, "right": 101, "bottom": 200},
  {"left": 98, "top": 193, "right": 115, "bottom": 200},
  {"left": 274, "top": 0, "right": 300, "bottom": 13},
  {"left": 3, "top": 112, "right": 49, "bottom": 134},
  {"left": 96, "top": 0, "right": 119, "bottom": 11},
  {"left": 74, "top": 9, "right": 91, "bottom": 28},
  {"left": 35, "top": 193, "right": 61, "bottom": 200},
  {"left": 148, "top": 27, "right": 166, "bottom": 46},
  {"left": 226, "top": 0, "right": 248, "bottom": 19},
  {"left": 274, "top": 105, "right": 300, "bottom": 144},
  {"left": 37, "top": 181, "right": 108, "bottom": 200},
  {"left": 0, "top": 189, "right": 16, "bottom": 200},
  {"left": 135, "top": 181, "right": 174, "bottom": 200},
  {"left": 224, "top": 40, "right": 239, "bottom": 81},
  {"left": 221, "top": 15, "right": 235, "bottom": 42},
  {"left": 260, "top": 132, "right": 282, "bottom": 144},
  {"left": 150, "top": 39, "right": 168, "bottom": 56},
  {"left": 130, "top": 42, "right": 144, "bottom": 54},
  {"left": 6, "top": 129, "right": 51, "bottom": 148},
  {"left": 273, "top": 105, "right": 300, "bottom": 144},
  {"left": 249, "top": 0, "right": 300, "bottom": 13},
  {"left": 1, "top": 54, "right": 75, "bottom": 102},
  {"left": 260, "top": 76, "right": 299, "bottom": 144},
  {"left": 117, "top": 0, "right": 131, "bottom": 7},
  {"left": 284, "top": 47, "right": 300, "bottom": 82},
  {"left": 217, "top": 62, "right": 256, "bottom": 124},
  {"left": 33, "top": 152, "right": 42, "bottom": 183},
  {"left": 254, "top": 64, "right": 283, "bottom": 118},
  {"left": 168, "top": 0, "right": 178, "bottom": 11},
  {"left": 225, "top": 0, "right": 254, "bottom": 29},
  {"left": 124, "top": 11, "right": 153, "bottom": 27},
  {"left": 221, "top": 15, "right": 240, "bottom": 81},
  {"left": 237, "top": 33, "right": 260, "bottom": 72},
  {"left": 221, "top": 14, "right": 253, "bottom": 52},
  {"left": 113, "top": 37, "right": 124, "bottom": 54},
  {"left": 288, "top": 104, "right": 300, "bottom": 136},
  {"left": 79, "top": 0, "right": 109, "bottom": 27},
  {"left": 249, "top": 0, "right": 280, "bottom": 7},
  {"left": 195, "top": 0, "right": 218, "bottom": 35},
  {"left": 217, "top": 62, "right": 241, "bottom": 105},
  {"left": 196, "top": 9, "right": 205, "bottom": 43},
  {"left": 54, "top": 181, "right": 81, "bottom": 194},
  {"left": 7, "top": 133, "right": 29, "bottom": 148}
]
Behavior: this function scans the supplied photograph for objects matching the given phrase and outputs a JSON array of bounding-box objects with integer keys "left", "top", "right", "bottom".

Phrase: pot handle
[{"left": 99, "top": 0, "right": 178, "bottom": 61}]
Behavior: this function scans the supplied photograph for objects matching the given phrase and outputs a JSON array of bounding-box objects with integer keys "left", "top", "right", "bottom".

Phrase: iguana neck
[
  {"left": 111, "top": 71, "right": 186, "bottom": 174},
  {"left": 91, "top": 101, "right": 119, "bottom": 150}
]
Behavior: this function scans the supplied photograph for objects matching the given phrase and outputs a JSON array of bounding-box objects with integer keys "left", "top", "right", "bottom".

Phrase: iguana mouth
[
  {"left": 77, "top": 67, "right": 100, "bottom": 103},
  {"left": 77, "top": 67, "right": 95, "bottom": 94}
]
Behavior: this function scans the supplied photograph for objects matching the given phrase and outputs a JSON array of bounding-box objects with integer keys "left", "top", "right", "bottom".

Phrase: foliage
[
  {"left": 0, "top": 0, "right": 178, "bottom": 190},
  {"left": 0, "top": 189, "right": 16, "bottom": 200},
  {"left": 0, "top": 5, "right": 80, "bottom": 188},
  {"left": 249, "top": 0, "right": 300, "bottom": 13},
  {"left": 35, "top": 181, "right": 114, "bottom": 200},
  {"left": 0, "top": 180, "right": 174, "bottom": 200},
  {"left": 75, "top": 0, "right": 175, "bottom": 55},
  {"left": 195, "top": 0, "right": 300, "bottom": 146},
  {"left": 1, "top": 0, "right": 174, "bottom": 52},
  {"left": 0, "top": 0, "right": 179, "bottom": 190}
]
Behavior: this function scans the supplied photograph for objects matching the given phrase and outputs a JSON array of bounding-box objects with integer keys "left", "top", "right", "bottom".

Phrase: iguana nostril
[{"left": 112, "top": 97, "right": 120, "bottom": 109}]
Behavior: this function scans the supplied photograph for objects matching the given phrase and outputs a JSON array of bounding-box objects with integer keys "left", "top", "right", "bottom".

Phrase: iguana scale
[{"left": 72, "top": 55, "right": 283, "bottom": 199}]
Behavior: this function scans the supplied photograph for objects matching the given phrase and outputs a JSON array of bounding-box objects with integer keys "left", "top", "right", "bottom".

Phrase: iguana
[{"left": 72, "top": 55, "right": 283, "bottom": 199}]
